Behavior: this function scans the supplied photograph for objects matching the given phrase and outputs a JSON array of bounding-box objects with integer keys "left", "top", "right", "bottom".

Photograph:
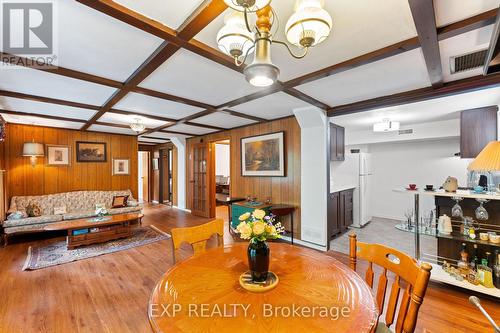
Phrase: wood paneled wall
[
  {"left": 3, "top": 124, "right": 138, "bottom": 200},
  {"left": 187, "top": 117, "right": 301, "bottom": 239}
]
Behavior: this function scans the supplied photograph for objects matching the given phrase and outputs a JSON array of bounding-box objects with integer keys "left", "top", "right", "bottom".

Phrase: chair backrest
[
  {"left": 348, "top": 233, "right": 432, "bottom": 333},
  {"left": 170, "top": 219, "right": 224, "bottom": 263}
]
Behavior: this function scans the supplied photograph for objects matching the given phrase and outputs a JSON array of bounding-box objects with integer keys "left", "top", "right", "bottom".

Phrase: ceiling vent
[
  {"left": 398, "top": 129, "right": 413, "bottom": 135},
  {"left": 450, "top": 49, "right": 488, "bottom": 74}
]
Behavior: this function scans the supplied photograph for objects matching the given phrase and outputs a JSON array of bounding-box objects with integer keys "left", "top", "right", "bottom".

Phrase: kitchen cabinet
[
  {"left": 330, "top": 123, "right": 345, "bottom": 161},
  {"left": 460, "top": 106, "right": 498, "bottom": 158},
  {"left": 328, "top": 188, "right": 354, "bottom": 238}
]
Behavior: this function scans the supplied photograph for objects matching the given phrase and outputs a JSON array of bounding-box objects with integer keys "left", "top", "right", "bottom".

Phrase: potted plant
[{"left": 236, "top": 209, "right": 285, "bottom": 282}]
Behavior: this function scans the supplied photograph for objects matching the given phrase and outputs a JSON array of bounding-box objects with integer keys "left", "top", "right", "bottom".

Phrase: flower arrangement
[
  {"left": 95, "top": 206, "right": 108, "bottom": 218},
  {"left": 236, "top": 209, "right": 285, "bottom": 242}
]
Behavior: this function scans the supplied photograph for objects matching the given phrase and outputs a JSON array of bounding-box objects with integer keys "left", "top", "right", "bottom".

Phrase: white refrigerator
[{"left": 331, "top": 152, "right": 373, "bottom": 228}]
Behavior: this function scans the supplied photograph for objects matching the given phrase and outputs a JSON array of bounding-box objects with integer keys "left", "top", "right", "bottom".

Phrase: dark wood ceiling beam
[
  {"left": 327, "top": 74, "right": 500, "bottom": 116},
  {"left": 177, "top": 0, "right": 227, "bottom": 40},
  {"left": 94, "top": 121, "right": 151, "bottom": 130},
  {"left": 139, "top": 136, "right": 171, "bottom": 141},
  {"left": 0, "top": 90, "right": 101, "bottom": 110},
  {"left": 184, "top": 39, "right": 244, "bottom": 73},
  {"left": 283, "top": 87, "right": 330, "bottom": 110},
  {"left": 216, "top": 83, "right": 284, "bottom": 109},
  {"left": 218, "top": 109, "right": 266, "bottom": 122},
  {"left": 129, "top": 86, "right": 214, "bottom": 109},
  {"left": 408, "top": 0, "right": 443, "bottom": 88},
  {"left": 0, "top": 109, "right": 87, "bottom": 123},
  {"left": 437, "top": 8, "right": 497, "bottom": 40},
  {"left": 159, "top": 129, "right": 196, "bottom": 136},
  {"left": 108, "top": 108, "right": 177, "bottom": 123},
  {"left": 183, "top": 121, "right": 225, "bottom": 131},
  {"left": 81, "top": 89, "right": 129, "bottom": 130}
]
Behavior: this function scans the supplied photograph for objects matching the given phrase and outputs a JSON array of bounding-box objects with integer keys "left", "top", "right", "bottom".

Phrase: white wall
[
  {"left": 360, "top": 138, "right": 472, "bottom": 221},
  {"left": 294, "top": 106, "right": 328, "bottom": 250},
  {"left": 171, "top": 137, "right": 187, "bottom": 210},
  {"left": 215, "top": 144, "right": 230, "bottom": 177}
]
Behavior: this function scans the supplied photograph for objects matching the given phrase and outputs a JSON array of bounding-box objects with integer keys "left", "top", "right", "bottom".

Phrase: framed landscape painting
[
  {"left": 47, "top": 145, "right": 71, "bottom": 166},
  {"left": 76, "top": 141, "right": 107, "bottom": 162},
  {"left": 241, "top": 131, "right": 285, "bottom": 177}
]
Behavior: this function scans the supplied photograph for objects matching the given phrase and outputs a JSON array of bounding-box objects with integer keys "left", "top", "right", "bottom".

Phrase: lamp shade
[
  {"left": 285, "top": 0, "right": 332, "bottom": 48},
  {"left": 467, "top": 141, "right": 500, "bottom": 171},
  {"left": 22, "top": 142, "right": 44, "bottom": 156}
]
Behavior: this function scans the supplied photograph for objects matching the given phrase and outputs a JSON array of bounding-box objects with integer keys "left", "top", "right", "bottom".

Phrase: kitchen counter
[
  {"left": 330, "top": 184, "right": 357, "bottom": 193},
  {"left": 393, "top": 188, "right": 500, "bottom": 201}
]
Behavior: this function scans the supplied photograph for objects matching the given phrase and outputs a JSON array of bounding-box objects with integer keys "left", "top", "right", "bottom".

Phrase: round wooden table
[{"left": 149, "top": 243, "right": 378, "bottom": 332}]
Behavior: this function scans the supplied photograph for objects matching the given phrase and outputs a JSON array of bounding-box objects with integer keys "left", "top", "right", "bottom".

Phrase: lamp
[
  {"left": 467, "top": 141, "right": 500, "bottom": 192},
  {"left": 217, "top": 11, "right": 255, "bottom": 59},
  {"left": 129, "top": 117, "right": 146, "bottom": 133},
  {"left": 22, "top": 140, "right": 44, "bottom": 167},
  {"left": 224, "top": 0, "right": 271, "bottom": 12}
]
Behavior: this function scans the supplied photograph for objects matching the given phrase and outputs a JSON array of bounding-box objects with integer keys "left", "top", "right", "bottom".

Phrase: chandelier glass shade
[
  {"left": 217, "top": 11, "right": 255, "bottom": 59},
  {"left": 285, "top": 0, "right": 333, "bottom": 47},
  {"left": 217, "top": 0, "right": 332, "bottom": 86},
  {"left": 129, "top": 118, "right": 146, "bottom": 133},
  {"left": 223, "top": 0, "right": 271, "bottom": 12}
]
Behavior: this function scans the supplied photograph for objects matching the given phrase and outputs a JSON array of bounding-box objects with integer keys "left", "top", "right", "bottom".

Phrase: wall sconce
[{"left": 23, "top": 141, "right": 44, "bottom": 167}]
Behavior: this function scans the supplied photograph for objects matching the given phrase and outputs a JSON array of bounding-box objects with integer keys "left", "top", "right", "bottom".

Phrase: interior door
[{"left": 190, "top": 142, "right": 211, "bottom": 217}]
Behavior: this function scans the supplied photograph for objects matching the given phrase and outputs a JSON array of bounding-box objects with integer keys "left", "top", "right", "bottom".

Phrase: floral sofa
[{"left": 3, "top": 190, "right": 142, "bottom": 236}]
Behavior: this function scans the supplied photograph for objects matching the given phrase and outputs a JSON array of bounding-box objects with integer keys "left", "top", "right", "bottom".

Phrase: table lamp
[
  {"left": 22, "top": 140, "right": 44, "bottom": 168},
  {"left": 467, "top": 141, "right": 500, "bottom": 192}
]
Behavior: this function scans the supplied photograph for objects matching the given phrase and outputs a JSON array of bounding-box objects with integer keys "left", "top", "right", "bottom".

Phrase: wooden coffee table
[{"left": 44, "top": 213, "right": 144, "bottom": 249}]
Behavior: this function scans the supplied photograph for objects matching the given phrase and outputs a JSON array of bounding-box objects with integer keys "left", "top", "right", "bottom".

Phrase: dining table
[{"left": 148, "top": 243, "right": 378, "bottom": 332}]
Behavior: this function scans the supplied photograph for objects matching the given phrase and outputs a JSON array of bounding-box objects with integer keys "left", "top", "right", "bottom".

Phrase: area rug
[{"left": 22, "top": 225, "right": 170, "bottom": 271}]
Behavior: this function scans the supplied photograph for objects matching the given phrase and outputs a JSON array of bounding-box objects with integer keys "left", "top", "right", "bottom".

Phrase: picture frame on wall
[
  {"left": 241, "top": 131, "right": 285, "bottom": 177},
  {"left": 46, "top": 145, "right": 71, "bottom": 166},
  {"left": 112, "top": 158, "right": 130, "bottom": 175},
  {"left": 76, "top": 141, "right": 107, "bottom": 162}
]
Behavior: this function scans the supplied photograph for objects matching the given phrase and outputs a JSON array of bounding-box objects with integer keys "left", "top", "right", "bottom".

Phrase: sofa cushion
[
  {"left": 4, "top": 222, "right": 56, "bottom": 234},
  {"left": 108, "top": 206, "right": 142, "bottom": 215},
  {"left": 3, "top": 214, "right": 63, "bottom": 228},
  {"left": 62, "top": 211, "right": 96, "bottom": 220}
]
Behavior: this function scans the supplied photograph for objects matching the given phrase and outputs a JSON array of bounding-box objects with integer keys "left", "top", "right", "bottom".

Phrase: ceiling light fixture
[
  {"left": 373, "top": 119, "right": 400, "bottom": 132},
  {"left": 129, "top": 117, "right": 146, "bottom": 133},
  {"left": 218, "top": 0, "right": 333, "bottom": 87}
]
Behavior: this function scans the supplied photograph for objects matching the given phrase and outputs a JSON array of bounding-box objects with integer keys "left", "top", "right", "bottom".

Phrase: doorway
[
  {"left": 214, "top": 140, "right": 231, "bottom": 220},
  {"left": 159, "top": 147, "right": 174, "bottom": 205},
  {"left": 138, "top": 151, "right": 150, "bottom": 203}
]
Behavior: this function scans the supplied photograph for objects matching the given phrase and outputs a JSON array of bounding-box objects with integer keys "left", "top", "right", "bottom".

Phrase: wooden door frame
[
  {"left": 189, "top": 141, "right": 212, "bottom": 218},
  {"left": 159, "top": 147, "right": 173, "bottom": 205},
  {"left": 209, "top": 138, "right": 231, "bottom": 219},
  {"left": 137, "top": 147, "right": 151, "bottom": 203}
]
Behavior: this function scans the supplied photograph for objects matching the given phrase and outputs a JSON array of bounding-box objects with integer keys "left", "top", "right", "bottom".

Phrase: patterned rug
[{"left": 23, "top": 225, "right": 170, "bottom": 271}]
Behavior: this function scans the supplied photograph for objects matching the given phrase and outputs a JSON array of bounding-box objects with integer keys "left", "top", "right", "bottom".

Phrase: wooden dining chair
[
  {"left": 170, "top": 218, "right": 224, "bottom": 263},
  {"left": 348, "top": 233, "right": 432, "bottom": 333}
]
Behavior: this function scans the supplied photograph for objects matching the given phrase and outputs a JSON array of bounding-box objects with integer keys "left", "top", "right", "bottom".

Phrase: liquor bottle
[
  {"left": 457, "top": 243, "right": 469, "bottom": 275},
  {"left": 471, "top": 244, "right": 479, "bottom": 271},
  {"left": 494, "top": 250, "right": 500, "bottom": 289},
  {"left": 483, "top": 252, "right": 492, "bottom": 269}
]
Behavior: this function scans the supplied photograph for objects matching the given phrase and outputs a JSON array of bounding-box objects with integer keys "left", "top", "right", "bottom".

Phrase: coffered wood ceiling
[{"left": 0, "top": 0, "right": 499, "bottom": 146}]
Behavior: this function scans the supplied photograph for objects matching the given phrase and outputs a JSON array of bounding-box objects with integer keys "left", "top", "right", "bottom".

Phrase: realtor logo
[{"left": 2, "top": 2, "right": 53, "bottom": 54}]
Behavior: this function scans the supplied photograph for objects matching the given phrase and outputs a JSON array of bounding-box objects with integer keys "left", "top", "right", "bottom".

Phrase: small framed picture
[
  {"left": 152, "top": 158, "right": 159, "bottom": 170},
  {"left": 76, "top": 141, "right": 107, "bottom": 162},
  {"left": 47, "top": 145, "right": 71, "bottom": 166},
  {"left": 113, "top": 158, "right": 130, "bottom": 175}
]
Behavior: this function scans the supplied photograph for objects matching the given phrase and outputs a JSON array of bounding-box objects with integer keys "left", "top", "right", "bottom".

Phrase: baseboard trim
[
  {"left": 288, "top": 237, "right": 328, "bottom": 252},
  {"left": 172, "top": 206, "right": 191, "bottom": 213}
]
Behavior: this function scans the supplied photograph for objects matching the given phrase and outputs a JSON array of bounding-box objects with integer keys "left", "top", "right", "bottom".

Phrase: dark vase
[{"left": 247, "top": 240, "right": 270, "bottom": 282}]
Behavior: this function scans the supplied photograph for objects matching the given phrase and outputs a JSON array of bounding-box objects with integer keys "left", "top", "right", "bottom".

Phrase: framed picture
[
  {"left": 76, "top": 141, "right": 107, "bottom": 162},
  {"left": 152, "top": 158, "right": 159, "bottom": 170},
  {"left": 241, "top": 131, "right": 285, "bottom": 177},
  {"left": 112, "top": 158, "right": 130, "bottom": 175},
  {"left": 47, "top": 145, "right": 71, "bottom": 166}
]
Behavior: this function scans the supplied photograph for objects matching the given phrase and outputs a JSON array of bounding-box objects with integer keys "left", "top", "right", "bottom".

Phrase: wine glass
[
  {"left": 451, "top": 197, "right": 463, "bottom": 218},
  {"left": 475, "top": 199, "right": 489, "bottom": 221}
]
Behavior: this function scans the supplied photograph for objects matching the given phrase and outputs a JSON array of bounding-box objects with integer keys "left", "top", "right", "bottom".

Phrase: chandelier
[
  {"left": 129, "top": 117, "right": 146, "bottom": 133},
  {"left": 217, "top": 0, "right": 333, "bottom": 87}
]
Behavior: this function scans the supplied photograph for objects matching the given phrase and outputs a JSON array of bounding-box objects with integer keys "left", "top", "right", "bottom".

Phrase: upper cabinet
[
  {"left": 460, "top": 106, "right": 498, "bottom": 158},
  {"left": 330, "top": 123, "right": 345, "bottom": 161}
]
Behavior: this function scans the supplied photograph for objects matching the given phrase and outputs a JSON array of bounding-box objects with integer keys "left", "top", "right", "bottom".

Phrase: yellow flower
[
  {"left": 253, "top": 209, "right": 266, "bottom": 220},
  {"left": 239, "top": 212, "right": 251, "bottom": 221},
  {"left": 252, "top": 221, "right": 266, "bottom": 235},
  {"left": 238, "top": 223, "right": 252, "bottom": 239},
  {"left": 265, "top": 225, "right": 273, "bottom": 234}
]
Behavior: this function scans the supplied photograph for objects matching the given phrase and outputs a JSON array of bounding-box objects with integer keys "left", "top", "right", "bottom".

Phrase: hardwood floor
[{"left": 0, "top": 204, "right": 498, "bottom": 333}]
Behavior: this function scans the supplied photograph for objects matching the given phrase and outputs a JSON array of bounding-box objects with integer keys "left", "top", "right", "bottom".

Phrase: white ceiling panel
[
  {"left": 114, "top": 93, "right": 204, "bottom": 119},
  {"left": 56, "top": 1, "right": 163, "bottom": 82},
  {"left": 331, "top": 86, "right": 500, "bottom": 131},
  {"left": 144, "top": 131, "right": 192, "bottom": 139},
  {"left": 296, "top": 48, "right": 431, "bottom": 107},
  {"left": 434, "top": 0, "right": 500, "bottom": 26},
  {"left": 1, "top": 114, "right": 83, "bottom": 129},
  {"left": 166, "top": 123, "right": 218, "bottom": 135},
  {"left": 0, "top": 97, "right": 96, "bottom": 120},
  {"left": 231, "top": 92, "right": 310, "bottom": 120},
  {"left": 0, "top": 65, "right": 116, "bottom": 105},
  {"left": 88, "top": 124, "right": 136, "bottom": 135},
  {"left": 196, "top": 0, "right": 417, "bottom": 81},
  {"left": 113, "top": 0, "right": 205, "bottom": 29},
  {"left": 190, "top": 111, "right": 257, "bottom": 128},
  {"left": 138, "top": 137, "right": 169, "bottom": 144},
  {"left": 98, "top": 112, "right": 168, "bottom": 128},
  {"left": 439, "top": 26, "right": 493, "bottom": 82},
  {"left": 140, "top": 49, "right": 262, "bottom": 105}
]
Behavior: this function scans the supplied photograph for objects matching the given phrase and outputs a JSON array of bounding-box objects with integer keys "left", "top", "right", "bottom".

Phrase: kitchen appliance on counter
[{"left": 331, "top": 152, "right": 373, "bottom": 228}]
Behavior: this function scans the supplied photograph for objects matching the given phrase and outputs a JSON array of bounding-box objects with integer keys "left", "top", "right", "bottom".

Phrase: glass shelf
[
  {"left": 436, "top": 232, "right": 500, "bottom": 248},
  {"left": 395, "top": 223, "right": 437, "bottom": 236}
]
